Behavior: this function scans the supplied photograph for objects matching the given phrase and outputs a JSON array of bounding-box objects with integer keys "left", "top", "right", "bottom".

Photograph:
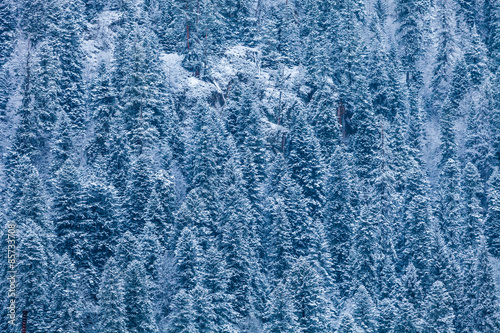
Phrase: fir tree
[
  {"left": 125, "top": 260, "right": 158, "bottom": 333},
  {"left": 353, "top": 285, "right": 378, "bottom": 333},
  {"left": 98, "top": 258, "right": 127, "bottom": 333},
  {"left": 423, "top": 281, "right": 455, "bottom": 333},
  {"left": 288, "top": 258, "right": 331, "bottom": 333},
  {"left": 16, "top": 224, "right": 50, "bottom": 332},
  {"left": 0, "top": 0, "right": 15, "bottom": 67},
  {"left": 461, "top": 162, "right": 484, "bottom": 248},
  {"left": 52, "top": 159, "right": 85, "bottom": 263},
  {"left": 486, "top": 167, "right": 500, "bottom": 257},
  {"left": 265, "top": 282, "right": 299, "bottom": 333},
  {"left": 49, "top": 254, "right": 83, "bottom": 333}
]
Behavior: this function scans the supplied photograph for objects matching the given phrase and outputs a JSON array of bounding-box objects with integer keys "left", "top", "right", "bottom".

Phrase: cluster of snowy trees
[{"left": 0, "top": 0, "right": 499, "bottom": 331}]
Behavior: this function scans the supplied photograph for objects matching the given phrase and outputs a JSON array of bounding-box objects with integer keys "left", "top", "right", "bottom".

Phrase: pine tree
[
  {"left": 336, "top": 313, "right": 357, "bottom": 333},
  {"left": 10, "top": 161, "right": 50, "bottom": 231},
  {"left": 49, "top": 254, "right": 83, "bottom": 333},
  {"left": 265, "top": 282, "right": 299, "bottom": 333},
  {"left": 423, "top": 281, "right": 455, "bottom": 333},
  {"left": 124, "top": 153, "right": 153, "bottom": 233},
  {"left": 52, "top": 159, "right": 85, "bottom": 263},
  {"left": 350, "top": 84, "right": 380, "bottom": 182},
  {"left": 260, "top": 1, "right": 300, "bottom": 69},
  {"left": 10, "top": 54, "right": 43, "bottom": 164},
  {"left": 0, "top": 0, "right": 15, "bottom": 67},
  {"left": 288, "top": 258, "right": 331, "bottom": 332},
  {"left": 460, "top": 239, "right": 500, "bottom": 331},
  {"left": 145, "top": 170, "right": 176, "bottom": 247},
  {"left": 440, "top": 59, "right": 468, "bottom": 165},
  {"left": 323, "top": 145, "right": 354, "bottom": 292},
  {"left": 378, "top": 298, "right": 397, "bottom": 332},
  {"left": 486, "top": 167, "right": 500, "bottom": 257},
  {"left": 20, "top": 0, "right": 54, "bottom": 44},
  {"left": 87, "top": 62, "right": 117, "bottom": 164},
  {"left": 437, "top": 158, "right": 463, "bottom": 249},
  {"left": 394, "top": 298, "right": 423, "bottom": 333},
  {"left": 115, "top": 20, "right": 166, "bottom": 151},
  {"left": 167, "top": 289, "right": 197, "bottom": 333},
  {"left": 350, "top": 206, "right": 381, "bottom": 295},
  {"left": 352, "top": 285, "right": 378, "bottom": 333},
  {"left": 486, "top": 0, "right": 500, "bottom": 65},
  {"left": 287, "top": 109, "right": 325, "bottom": 217},
  {"left": 52, "top": 0, "right": 86, "bottom": 129},
  {"left": 16, "top": 223, "right": 50, "bottom": 332},
  {"left": 98, "top": 258, "right": 127, "bottom": 333},
  {"left": 51, "top": 111, "right": 74, "bottom": 172},
  {"left": 400, "top": 164, "right": 432, "bottom": 274},
  {"left": 138, "top": 221, "right": 161, "bottom": 286},
  {"left": 81, "top": 176, "right": 117, "bottom": 274},
  {"left": 456, "top": 0, "right": 477, "bottom": 28},
  {"left": 33, "top": 41, "right": 62, "bottom": 147},
  {"left": 396, "top": 0, "right": 429, "bottom": 86},
  {"left": 125, "top": 260, "right": 158, "bottom": 333},
  {"left": 464, "top": 27, "right": 488, "bottom": 88},
  {"left": 461, "top": 162, "right": 484, "bottom": 248},
  {"left": 429, "top": 0, "right": 456, "bottom": 116}
]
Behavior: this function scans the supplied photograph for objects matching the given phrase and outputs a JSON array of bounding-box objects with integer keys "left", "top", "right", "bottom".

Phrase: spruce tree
[
  {"left": 486, "top": 167, "right": 500, "bottom": 257},
  {"left": 461, "top": 162, "right": 484, "bottom": 248},
  {"left": 0, "top": 0, "right": 15, "bottom": 67},
  {"left": 423, "top": 281, "right": 455, "bottom": 333},
  {"left": 125, "top": 260, "right": 158, "bottom": 333},
  {"left": 353, "top": 285, "right": 378, "bottom": 333},
  {"left": 16, "top": 224, "right": 50, "bottom": 332},
  {"left": 49, "top": 254, "right": 83, "bottom": 333},
  {"left": 288, "top": 258, "right": 331, "bottom": 333},
  {"left": 52, "top": 159, "right": 85, "bottom": 263},
  {"left": 265, "top": 282, "right": 299, "bottom": 333},
  {"left": 98, "top": 258, "right": 127, "bottom": 333}
]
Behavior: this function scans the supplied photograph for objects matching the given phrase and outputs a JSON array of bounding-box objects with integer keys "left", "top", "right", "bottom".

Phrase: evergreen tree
[
  {"left": 440, "top": 59, "right": 468, "bottom": 165},
  {"left": 125, "top": 260, "right": 158, "bottom": 333},
  {"left": 52, "top": 0, "right": 86, "bottom": 129},
  {"left": 349, "top": 206, "right": 381, "bottom": 295},
  {"left": 288, "top": 258, "right": 331, "bottom": 332},
  {"left": 323, "top": 145, "right": 354, "bottom": 292},
  {"left": 265, "top": 282, "right": 299, "bottom": 333},
  {"left": 167, "top": 289, "right": 197, "bottom": 333},
  {"left": 98, "top": 258, "right": 127, "bottom": 333},
  {"left": 87, "top": 62, "right": 117, "bottom": 164},
  {"left": 0, "top": 0, "right": 15, "bottom": 67},
  {"left": 378, "top": 298, "right": 397, "bottom": 333},
  {"left": 486, "top": 167, "right": 500, "bottom": 257},
  {"left": 52, "top": 159, "right": 85, "bottom": 263},
  {"left": 486, "top": 0, "right": 500, "bottom": 65},
  {"left": 423, "top": 281, "right": 455, "bottom": 333},
  {"left": 464, "top": 27, "right": 488, "bottom": 88},
  {"left": 437, "top": 158, "right": 463, "bottom": 249},
  {"left": 396, "top": 0, "right": 429, "bottom": 86},
  {"left": 33, "top": 41, "right": 62, "bottom": 147},
  {"left": 49, "top": 254, "right": 83, "bottom": 333},
  {"left": 429, "top": 0, "right": 456, "bottom": 116},
  {"left": 81, "top": 175, "right": 117, "bottom": 281},
  {"left": 336, "top": 313, "right": 357, "bottom": 333},
  {"left": 145, "top": 170, "right": 176, "bottom": 247},
  {"left": 461, "top": 162, "right": 484, "bottom": 248},
  {"left": 16, "top": 224, "right": 50, "bottom": 332},
  {"left": 287, "top": 109, "right": 325, "bottom": 217},
  {"left": 51, "top": 111, "right": 74, "bottom": 172},
  {"left": 124, "top": 153, "right": 153, "bottom": 233},
  {"left": 353, "top": 285, "right": 378, "bottom": 333}
]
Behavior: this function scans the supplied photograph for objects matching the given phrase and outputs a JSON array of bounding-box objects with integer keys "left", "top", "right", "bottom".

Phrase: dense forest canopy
[{"left": 0, "top": 0, "right": 499, "bottom": 331}]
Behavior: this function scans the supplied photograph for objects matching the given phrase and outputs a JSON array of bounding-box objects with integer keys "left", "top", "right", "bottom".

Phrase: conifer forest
[{"left": 1, "top": 0, "right": 500, "bottom": 331}]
